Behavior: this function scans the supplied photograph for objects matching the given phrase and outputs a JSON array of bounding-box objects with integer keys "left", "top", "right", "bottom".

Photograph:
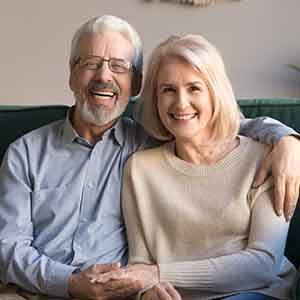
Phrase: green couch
[{"left": 0, "top": 98, "right": 300, "bottom": 296}]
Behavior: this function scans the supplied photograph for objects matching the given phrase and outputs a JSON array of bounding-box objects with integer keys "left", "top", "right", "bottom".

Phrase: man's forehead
[{"left": 78, "top": 32, "right": 134, "bottom": 60}]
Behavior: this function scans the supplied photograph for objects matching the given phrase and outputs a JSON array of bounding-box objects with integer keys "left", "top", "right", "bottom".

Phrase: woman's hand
[
  {"left": 142, "top": 282, "right": 182, "bottom": 300},
  {"left": 253, "top": 135, "right": 300, "bottom": 221}
]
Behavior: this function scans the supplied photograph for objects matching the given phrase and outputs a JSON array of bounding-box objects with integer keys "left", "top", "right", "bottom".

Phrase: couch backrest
[
  {"left": 1, "top": 98, "right": 300, "bottom": 267},
  {"left": 0, "top": 105, "right": 68, "bottom": 162}
]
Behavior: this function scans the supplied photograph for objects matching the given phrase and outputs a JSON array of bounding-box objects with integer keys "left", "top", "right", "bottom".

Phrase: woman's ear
[{"left": 131, "top": 72, "right": 143, "bottom": 97}]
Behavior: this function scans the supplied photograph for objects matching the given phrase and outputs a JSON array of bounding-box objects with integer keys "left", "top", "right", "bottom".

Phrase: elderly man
[{"left": 0, "top": 15, "right": 299, "bottom": 300}]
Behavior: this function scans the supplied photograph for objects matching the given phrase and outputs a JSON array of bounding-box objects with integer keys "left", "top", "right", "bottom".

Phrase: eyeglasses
[{"left": 76, "top": 56, "right": 134, "bottom": 74}]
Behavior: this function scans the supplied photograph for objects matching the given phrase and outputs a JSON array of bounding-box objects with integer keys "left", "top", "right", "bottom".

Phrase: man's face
[{"left": 69, "top": 31, "right": 135, "bottom": 127}]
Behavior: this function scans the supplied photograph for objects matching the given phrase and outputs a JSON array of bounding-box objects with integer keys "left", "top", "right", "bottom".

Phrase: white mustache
[{"left": 89, "top": 82, "right": 120, "bottom": 95}]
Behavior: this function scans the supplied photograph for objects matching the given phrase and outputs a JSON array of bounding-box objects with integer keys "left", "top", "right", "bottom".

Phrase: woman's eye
[{"left": 190, "top": 86, "right": 201, "bottom": 92}]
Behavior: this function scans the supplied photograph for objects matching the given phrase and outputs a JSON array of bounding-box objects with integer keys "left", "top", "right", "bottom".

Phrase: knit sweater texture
[{"left": 122, "top": 136, "right": 297, "bottom": 300}]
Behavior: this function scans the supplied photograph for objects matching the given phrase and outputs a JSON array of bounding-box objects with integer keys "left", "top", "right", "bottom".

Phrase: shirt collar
[
  {"left": 110, "top": 118, "right": 125, "bottom": 147},
  {"left": 61, "top": 109, "right": 78, "bottom": 145},
  {"left": 61, "top": 107, "right": 125, "bottom": 147}
]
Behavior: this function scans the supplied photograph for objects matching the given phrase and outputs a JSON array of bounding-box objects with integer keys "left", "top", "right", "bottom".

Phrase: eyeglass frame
[{"left": 74, "top": 55, "right": 135, "bottom": 74}]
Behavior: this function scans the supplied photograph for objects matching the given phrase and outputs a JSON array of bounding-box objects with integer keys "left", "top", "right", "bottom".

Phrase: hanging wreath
[{"left": 145, "top": 0, "right": 240, "bottom": 7}]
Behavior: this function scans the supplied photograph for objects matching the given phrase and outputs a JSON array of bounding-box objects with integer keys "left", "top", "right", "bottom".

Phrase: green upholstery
[
  {"left": 239, "top": 99, "right": 300, "bottom": 130},
  {"left": 0, "top": 98, "right": 299, "bottom": 294},
  {"left": 0, "top": 105, "right": 68, "bottom": 162}
]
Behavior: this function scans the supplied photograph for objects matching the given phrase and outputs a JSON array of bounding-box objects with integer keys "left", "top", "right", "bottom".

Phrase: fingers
[
  {"left": 87, "top": 263, "right": 122, "bottom": 284},
  {"left": 284, "top": 177, "right": 300, "bottom": 221},
  {"left": 150, "top": 284, "right": 171, "bottom": 300},
  {"left": 161, "top": 282, "right": 182, "bottom": 300},
  {"left": 90, "top": 262, "right": 121, "bottom": 274},
  {"left": 274, "top": 174, "right": 285, "bottom": 217},
  {"left": 156, "top": 287, "right": 172, "bottom": 300},
  {"left": 144, "top": 282, "right": 181, "bottom": 300},
  {"left": 103, "top": 278, "right": 143, "bottom": 298},
  {"left": 92, "top": 264, "right": 159, "bottom": 290},
  {"left": 91, "top": 269, "right": 128, "bottom": 284},
  {"left": 253, "top": 152, "right": 272, "bottom": 188}
]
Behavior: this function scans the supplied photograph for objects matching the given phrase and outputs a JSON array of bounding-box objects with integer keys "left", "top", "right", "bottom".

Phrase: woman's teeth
[{"left": 171, "top": 113, "right": 197, "bottom": 120}]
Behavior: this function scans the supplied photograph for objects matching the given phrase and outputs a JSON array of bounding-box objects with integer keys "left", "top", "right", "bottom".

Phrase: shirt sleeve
[
  {"left": 0, "top": 141, "right": 77, "bottom": 298},
  {"left": 158, "top": 179, "right": 291, "bottom": 293},
  {"left": 239, "top": 116, "right": 298, "bottom": 145}
]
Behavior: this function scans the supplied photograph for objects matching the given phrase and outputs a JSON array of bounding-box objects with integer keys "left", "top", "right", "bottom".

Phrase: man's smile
[{"left": 90, "top": 90, "right": 116, "bottom": 99}]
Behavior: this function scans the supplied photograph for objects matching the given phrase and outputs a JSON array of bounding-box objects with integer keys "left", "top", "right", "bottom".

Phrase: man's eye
[
  {"left": 110, "top": 62, "right": 127, "bottom": 72},
  {"left": 161, "top": 87, "right": 175, "bottom": 93},
  {"left": 86, "top": 63, "right": 98, "bottom": 68},
  {"left": 81, "top": 61, "right": 99, "bottom": 69}
]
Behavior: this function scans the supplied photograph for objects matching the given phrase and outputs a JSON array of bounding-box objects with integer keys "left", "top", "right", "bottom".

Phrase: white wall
[{"left": 0, "top": 0, "right": 299, "bottom": 105}]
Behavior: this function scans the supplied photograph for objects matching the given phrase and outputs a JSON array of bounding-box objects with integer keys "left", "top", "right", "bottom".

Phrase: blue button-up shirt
[
  {"left": 0, "top": 110, "right": 296, "bottom": 299},
  {"left": 0, "top": 114, "right": 152, "bottom": 298}
]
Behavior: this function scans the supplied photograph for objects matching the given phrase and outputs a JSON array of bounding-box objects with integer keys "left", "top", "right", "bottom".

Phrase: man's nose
[{"left": 93, "top": 61, "right": 112, "bottom": 81}]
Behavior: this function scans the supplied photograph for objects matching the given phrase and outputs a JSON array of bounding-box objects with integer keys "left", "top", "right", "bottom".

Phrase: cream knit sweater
[{"left": 122, "top": 136, "right": 297, "bottom": 300}]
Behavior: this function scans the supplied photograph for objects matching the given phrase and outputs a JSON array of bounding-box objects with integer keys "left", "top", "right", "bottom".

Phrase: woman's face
[{"left": 156, "top": 57, "right": 214, "bottom": 144}]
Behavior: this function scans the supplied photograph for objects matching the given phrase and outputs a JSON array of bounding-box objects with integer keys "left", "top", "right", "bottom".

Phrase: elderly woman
[{"left": 119, "top": 35, "right": 297, "bottom": 300}]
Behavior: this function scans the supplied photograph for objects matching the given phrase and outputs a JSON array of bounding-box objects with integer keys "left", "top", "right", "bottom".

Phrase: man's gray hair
[{"left": 69, "top": 15, "right": 143, "bottom": 76}]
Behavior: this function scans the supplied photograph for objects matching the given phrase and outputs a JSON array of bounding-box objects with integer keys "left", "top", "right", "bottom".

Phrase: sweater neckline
[{"left": 163, "top": 135, "right": 250, "bottom": 177}]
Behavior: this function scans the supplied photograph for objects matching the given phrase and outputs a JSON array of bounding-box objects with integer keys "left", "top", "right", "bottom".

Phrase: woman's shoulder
[
  {"left": 125, "top": 142, "right": 171, "bottom": 172},
  {"left": 132, "top": 142, "right": 167, "bottom": 159},
  {"left": 239, "top": 135, "right": 271, "bottom": 159}
]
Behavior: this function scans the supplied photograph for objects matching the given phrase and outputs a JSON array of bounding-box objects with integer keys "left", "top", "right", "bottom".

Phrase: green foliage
[{"left": 288, "top": 64, "right": 300, "bottom": 72}]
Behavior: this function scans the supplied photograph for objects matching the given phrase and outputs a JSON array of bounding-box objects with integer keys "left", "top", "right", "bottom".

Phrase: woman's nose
[{"left": 175, "top": 91, "right": 190, "bottom": 109}]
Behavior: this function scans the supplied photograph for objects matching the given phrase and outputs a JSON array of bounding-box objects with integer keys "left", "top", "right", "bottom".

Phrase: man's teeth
[
  {"left": 92, "top": 91, "right": 114, "bottom": 97},
  {"left": 171, "top": 113, "right": 197, "bottom": 120}
]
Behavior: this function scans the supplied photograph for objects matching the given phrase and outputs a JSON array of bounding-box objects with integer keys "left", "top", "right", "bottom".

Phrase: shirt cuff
[
  {"left": 270, "top": 128, "right": 299, "bottom": 145},
  {"left": 45, "top": 262, "right": 77, "bottom": 298}
]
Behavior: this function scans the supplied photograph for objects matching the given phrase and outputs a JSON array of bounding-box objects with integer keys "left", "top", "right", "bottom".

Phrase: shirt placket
[{"left": 71, "top": 140, "right": 105, "bottom": 266}]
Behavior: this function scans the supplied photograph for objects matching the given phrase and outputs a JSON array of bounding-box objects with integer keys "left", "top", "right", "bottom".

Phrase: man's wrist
[{"left": 68, "top": 273, "right": 78, "bottom": 298}]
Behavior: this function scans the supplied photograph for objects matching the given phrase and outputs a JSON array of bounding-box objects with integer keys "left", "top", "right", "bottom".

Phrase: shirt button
[
  {"left": 74, "top": 244, "right": 81, "bottom": 251},
  {"left": 87, "top": 182, "right": 94, "bottom": 188}
]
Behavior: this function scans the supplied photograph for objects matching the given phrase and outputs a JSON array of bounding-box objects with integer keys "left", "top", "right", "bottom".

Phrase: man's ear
[
  {"left": 131, "top": 72, "right": 143, "bottom": 97},
  {"left": 69, "top": 66, "right": 76, "bottom": 92}
]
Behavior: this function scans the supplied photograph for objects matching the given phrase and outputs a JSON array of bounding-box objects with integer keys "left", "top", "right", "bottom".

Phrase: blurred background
[{"left": 0, "top": 0, "right": 299, "bottom": 105}]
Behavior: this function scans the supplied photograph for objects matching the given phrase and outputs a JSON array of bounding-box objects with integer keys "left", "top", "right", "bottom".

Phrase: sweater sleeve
[
  {"left": 159, "top": 179, "right": 290, "bottom": 293},
  {"left": 122, "top": 157, "right": 153, "bottom": 265}
]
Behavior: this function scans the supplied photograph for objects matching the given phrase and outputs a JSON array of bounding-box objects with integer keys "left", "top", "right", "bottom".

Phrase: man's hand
[
  {"left": 142, "top": 282, "right": 182, "bottom": 300},
  {"left": 254, "top": 135, "right": 300, "bottom": 221},
  {"left": 68, "top": 263, "right": 143, "bottom": 300},
  {"left": 91, "top": 264, "right": 159, "bottom": 291}
]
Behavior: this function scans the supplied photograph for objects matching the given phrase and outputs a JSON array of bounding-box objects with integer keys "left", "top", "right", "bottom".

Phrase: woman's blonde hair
[{"left": 137, "top": 34, "right": 240, "bottom": 142}]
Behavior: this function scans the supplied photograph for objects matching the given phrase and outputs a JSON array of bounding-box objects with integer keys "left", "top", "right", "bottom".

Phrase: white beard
[{"left": 75, "top": 94, "right": 128, "bottom": 126}]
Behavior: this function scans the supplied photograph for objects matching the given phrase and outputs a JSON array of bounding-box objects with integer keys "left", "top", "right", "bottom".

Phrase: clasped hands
[{"left": 68, "top": 263, "right": 181, "bottom": 300}]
